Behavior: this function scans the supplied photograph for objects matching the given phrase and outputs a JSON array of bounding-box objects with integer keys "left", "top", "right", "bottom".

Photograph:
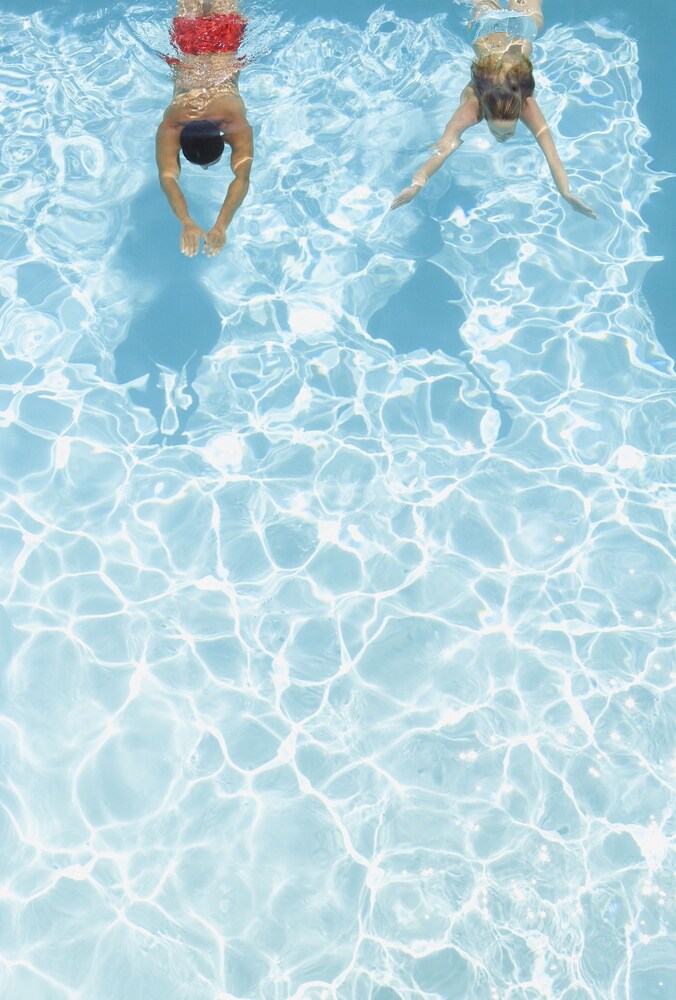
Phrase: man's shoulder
[{"left": 221, "top": 116, "right": 253, "bottom": 142}]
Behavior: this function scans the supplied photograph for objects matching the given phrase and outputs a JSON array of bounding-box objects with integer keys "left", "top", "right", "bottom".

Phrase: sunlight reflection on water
[{"left": 0, "top": 4, "right": 674, "bottom": 998}]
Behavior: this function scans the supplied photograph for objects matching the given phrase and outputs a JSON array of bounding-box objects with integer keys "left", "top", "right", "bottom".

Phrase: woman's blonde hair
[{"left": 471, "top": 55, "right": 535, "bottom": 121}]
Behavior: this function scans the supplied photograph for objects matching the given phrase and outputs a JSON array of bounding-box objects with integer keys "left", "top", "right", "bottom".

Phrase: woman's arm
[
  {"left": 156, "top": 123, "right": 206, "bottom": 256},
  {"left": 204, "top": 124, "right": 253, "bottom": 256},
  {"left": 391, "top": 95, "right": 479, "bottom": 210},
  {"left": 521, "top": 97, "right": 598, "bottom": 219}
]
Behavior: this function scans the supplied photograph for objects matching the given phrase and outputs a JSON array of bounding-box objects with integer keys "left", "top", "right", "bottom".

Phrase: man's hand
[
  {"left": 205, "top": 226, "right": 227, "bottom": 257},
  {"left": 390, "top": 185, "right": 422, "bottom": 211},
  {"left": 181, "top": 221, "right": 207, "bottom": 257}
]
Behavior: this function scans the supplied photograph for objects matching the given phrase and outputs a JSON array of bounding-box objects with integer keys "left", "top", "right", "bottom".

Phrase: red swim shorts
[{"left": 170, "top": 13, "right": 247, "bottom": 56}]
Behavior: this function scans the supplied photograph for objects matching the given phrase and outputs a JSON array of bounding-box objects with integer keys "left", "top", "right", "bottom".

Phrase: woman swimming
[
  {"left": 156, "top": 0, "right": 254, "bottom": 256},
  {"left": 391, "top": 0, "right": 597, "bottom": 218}
]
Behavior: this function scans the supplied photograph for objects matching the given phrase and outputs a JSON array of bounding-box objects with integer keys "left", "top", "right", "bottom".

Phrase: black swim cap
[{"left": 180, "top": 121, "right": 224, "bottom": 166}]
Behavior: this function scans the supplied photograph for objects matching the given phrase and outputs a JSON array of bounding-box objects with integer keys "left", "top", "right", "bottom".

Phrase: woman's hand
[
  {"left": 390, "top": 185, "right": 422, "bottom": 211},
  {"left": 562, "top": 191, "right": 598, "bottom": 220},
  {"left": 205, "top": 226, "right": 227, "bottom": 257},
  {"left": 180, "top": 221, "right": 207, "bottom": 257}
]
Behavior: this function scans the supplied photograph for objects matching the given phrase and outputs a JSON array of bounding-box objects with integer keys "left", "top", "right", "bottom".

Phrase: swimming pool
[{"left": 0, "top": 1, "right": 674, "bottom": 998}]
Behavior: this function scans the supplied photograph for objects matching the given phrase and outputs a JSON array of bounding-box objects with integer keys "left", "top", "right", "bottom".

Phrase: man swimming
[
  {"left": 156, "top": 0, "right": 254, "bottom": 256},
  {"left": 391, "top": 0, "right": 596, "bottom": 218}
]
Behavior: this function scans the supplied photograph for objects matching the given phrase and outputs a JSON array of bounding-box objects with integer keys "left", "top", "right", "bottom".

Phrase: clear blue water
[{"left": 0, "top": 1, "right": 674, "bottom": 998}]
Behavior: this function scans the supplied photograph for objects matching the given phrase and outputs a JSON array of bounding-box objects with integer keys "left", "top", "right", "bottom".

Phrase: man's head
[{"left": 180, "top": 121, "right": 224, "bottom": 168}]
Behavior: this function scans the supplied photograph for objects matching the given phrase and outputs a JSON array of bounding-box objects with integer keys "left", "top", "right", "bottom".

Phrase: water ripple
[{"left": 0, "top": 5, "right": 674, "bottom": 1000}]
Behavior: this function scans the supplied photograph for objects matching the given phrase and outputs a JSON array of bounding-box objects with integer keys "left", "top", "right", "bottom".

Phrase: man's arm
[
  {"left": 156, "top": 123, "right": 207, "bottom": 256},
  {"left": 521, "top": 97, "right": 598, "bottom": 219},
  {"left": 391, "top": 95, "right": 479, "bottom": 210},
  {"left": 204, "top": 125, "right": 254, "bottom": 256}
]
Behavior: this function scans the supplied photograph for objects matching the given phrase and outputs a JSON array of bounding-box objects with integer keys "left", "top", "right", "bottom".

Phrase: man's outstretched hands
[
  {"left": 205, "top": 226, "right": 227, "bottom": 257},
  {"left": 181, "top": 221, "right": 207, "bottom": 257},
  {"left": 180, "top": 221, "right": 229, "bottom": 256}
]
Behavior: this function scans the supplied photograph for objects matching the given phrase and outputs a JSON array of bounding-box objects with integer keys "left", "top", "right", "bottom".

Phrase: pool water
[{"left": 0, "top": 1, "right": 674, "bottom": 998}]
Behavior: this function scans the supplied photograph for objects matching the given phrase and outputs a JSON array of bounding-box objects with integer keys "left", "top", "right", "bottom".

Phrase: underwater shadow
[
  {"left": 367, "top": 260, "right": 465, "bottom": 357},
  {"left": 368, "top": 259, "right": 513, "bottom": 441},
  {"left": 113, "top": 183, "right": 223, "bottom": 442}
]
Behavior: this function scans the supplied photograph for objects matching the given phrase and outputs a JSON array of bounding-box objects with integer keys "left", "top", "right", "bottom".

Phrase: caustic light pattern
[{"left": 0, "top": 6, "right": 674, "bottom": 1000}]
